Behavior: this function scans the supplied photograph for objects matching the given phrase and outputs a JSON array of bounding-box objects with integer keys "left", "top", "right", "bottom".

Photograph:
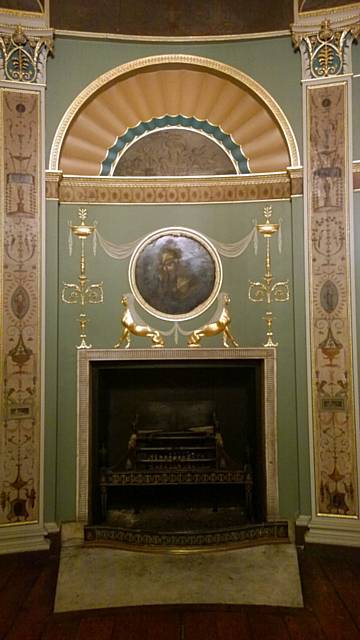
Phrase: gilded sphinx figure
[
  {"left": 114, "top": 295, "right": 165, "bottom": 348},
  {"left": 187, "top": 294, "right": 239, "bottom": 348}
]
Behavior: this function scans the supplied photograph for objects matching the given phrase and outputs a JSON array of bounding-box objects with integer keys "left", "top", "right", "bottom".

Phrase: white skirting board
[
  {"left": 0, "top": 523, "right": 50, "bottom": 555},
  {"left": 304, "top": 516, "right": 360, "bottom": 547}
]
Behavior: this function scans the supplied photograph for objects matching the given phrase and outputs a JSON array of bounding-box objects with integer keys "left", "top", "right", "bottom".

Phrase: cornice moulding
[
  {"left": 292, "top": 6, "right": 360, "bottom": 35},
  {"left": 0, "top": 22, "right": 52, "bottom": 39}
]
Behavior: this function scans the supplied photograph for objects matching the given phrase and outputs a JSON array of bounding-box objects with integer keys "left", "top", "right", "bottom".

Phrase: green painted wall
[
  {"left": 44, "top": 34, "right": 312, "bottom": 524},
  {"left": 51, "top": 199, "right": 305, "bottom": 522}
]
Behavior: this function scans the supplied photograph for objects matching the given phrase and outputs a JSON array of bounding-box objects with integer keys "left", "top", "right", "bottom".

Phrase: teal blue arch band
[{"left": 100, "top": 115, "right": 250, "bottom": 176}]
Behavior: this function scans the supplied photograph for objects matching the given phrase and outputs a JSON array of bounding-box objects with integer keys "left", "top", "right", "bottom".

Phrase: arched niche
[{"left": 49, "top": 54, "right": 300, "bottom": 177}]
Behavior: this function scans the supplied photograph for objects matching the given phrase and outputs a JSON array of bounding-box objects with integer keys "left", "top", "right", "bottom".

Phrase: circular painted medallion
[{"left": 129, "top": 227, "right": 222, "bottom": 321}]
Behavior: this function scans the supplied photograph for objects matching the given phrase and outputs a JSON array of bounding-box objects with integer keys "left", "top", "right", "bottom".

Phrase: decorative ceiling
[
  {"left": 51, "top": 56, "right": 299, "bottom": 176},
  {"left": 0, "top": 1, "right": 358, "bottom": 38}
]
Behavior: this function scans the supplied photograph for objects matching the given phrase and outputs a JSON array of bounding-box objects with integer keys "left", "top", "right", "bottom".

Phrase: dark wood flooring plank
[
  {"left": 143, "top": 610, "right": 181, "bottom": 640},
  {"left": 298, "top": 548, "right": 360, "bottom": 640},
  {"left": 182, "top": 611, "right": 220, "bottom": 640},
  {"left": 41, "top": 615, "right": 81, "bottom": 640},
  {"left": 317, "top": 550, "right": 360, "bottom": 632},
  {"left": 111, "top": 611, "right": 144, "bottom": 640},
  {"left": 4, "top": 554, "right": 59, "bottom": 640},
  {"left": 77, "top": 615, "right": 114, "bottom": 640},
  {"left": 182, "top": 607, "right": 251, "bottom": 640},
  {"left": 214, "top": 610, "right": 252, "bottom": 640},
  {"left": 247, "top": 609, "right": 290, "bottom": 640},
  {"left": 0, "top": 553, "right": 47, "bottom": 638},
  {"left": 0, "top": 554, "right": 20, "bottom": 592},
  {"left": 111, "top": 609, "right": 180, "bottom": 640},
  {"left": 284, "top": 609, "right": 327, "bottom": 640}
]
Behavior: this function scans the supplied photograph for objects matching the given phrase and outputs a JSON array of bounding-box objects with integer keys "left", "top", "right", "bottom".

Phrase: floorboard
[
  {"left": 77, "top": 615, "right": 115, "bottom": 640},
  {"left": 283, "top": 608, "right": 327, "bottom": 639},
  {"left": 1, "top": 541, "right": 360, "bottom": 639},
  {"left": 247, "top": 608, "right": 290, "bottom": 640},
  {"left": 298, "top": 546, "right": 360, "bottom": 640},
  {"left": 0, "top": 553, "right": 47, "bottom": 639},
  {"left": 317, "top": 546, "right": 360, "bottom": 631}
]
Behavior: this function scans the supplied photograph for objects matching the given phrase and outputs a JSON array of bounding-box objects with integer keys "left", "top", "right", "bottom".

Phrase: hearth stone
[{"left": 55, "top": 539, "right": 303, "bottom": 612}]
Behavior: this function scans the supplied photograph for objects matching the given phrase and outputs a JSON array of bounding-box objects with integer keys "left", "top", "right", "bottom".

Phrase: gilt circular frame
[{"left": 129, "top": 227, "right": 223, "bottom": 321}]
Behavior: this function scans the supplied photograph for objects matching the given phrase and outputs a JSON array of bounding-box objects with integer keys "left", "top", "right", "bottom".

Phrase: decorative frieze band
[
  {"left": 306, "top": 80, "right": 358, "bottom": 518},
  {"left": 46, "top": 165, "right": 360, "bottom": 203},
  {"left": 0, "top": 88, "right": 42, "bottom": 526},
  {"left": 46, "top": 172, "right": 298, "bottom": 204}
]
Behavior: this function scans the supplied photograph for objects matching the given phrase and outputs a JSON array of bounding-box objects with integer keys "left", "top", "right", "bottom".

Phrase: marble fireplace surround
[{"left": 76, "top": 347, "right": 279, "bottom": 525}]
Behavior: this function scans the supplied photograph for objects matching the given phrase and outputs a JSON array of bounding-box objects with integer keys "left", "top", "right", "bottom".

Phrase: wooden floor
[{"left": 1, "top": 538, "right": 360, "bottom": 639}]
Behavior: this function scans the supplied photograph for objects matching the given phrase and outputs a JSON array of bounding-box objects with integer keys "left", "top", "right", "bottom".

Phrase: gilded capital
[
  {"left": 0, "top": 24, "right": 53, "bottom": 83},
  {"left": 291, "top": 10, "right": 360, "bottom": 79}
]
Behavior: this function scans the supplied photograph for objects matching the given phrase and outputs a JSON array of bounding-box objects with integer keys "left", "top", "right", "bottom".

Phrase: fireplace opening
[{"left": 87, "top": 357, "right": 270, "bottom": 542}]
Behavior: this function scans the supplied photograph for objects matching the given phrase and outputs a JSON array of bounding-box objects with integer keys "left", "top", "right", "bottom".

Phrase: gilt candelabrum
[
  {"left": 61, "top": 208, "right": 103, "bottom": 348},
  {"left": 248, "top": 205, "right": 289, "bottom": 347}
]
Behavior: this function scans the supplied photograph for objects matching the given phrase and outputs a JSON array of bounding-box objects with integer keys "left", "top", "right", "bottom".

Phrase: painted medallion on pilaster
[
  {"left": 307, "top": 81, "right": 358, "bottom": 516},
  {"left": 0, "top": 89, "right": 41, "bottom": 525}
]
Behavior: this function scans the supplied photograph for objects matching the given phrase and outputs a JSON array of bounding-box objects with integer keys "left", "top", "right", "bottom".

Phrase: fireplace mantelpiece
[{"left": 77, "top": 347, "right": 279, "bottom": 527}]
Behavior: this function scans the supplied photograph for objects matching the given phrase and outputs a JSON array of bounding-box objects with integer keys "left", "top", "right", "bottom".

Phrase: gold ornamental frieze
[
  {"left": 49, "top": 173, "right": 293, "bottom": 204},
  {"left": 44, "top": 164, "right": 360, "bottom": 202}
]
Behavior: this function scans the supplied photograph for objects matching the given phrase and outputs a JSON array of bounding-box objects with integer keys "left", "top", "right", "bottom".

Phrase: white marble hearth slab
[{"left": 54, "top": 543, "right": 303, "bottom": 612}]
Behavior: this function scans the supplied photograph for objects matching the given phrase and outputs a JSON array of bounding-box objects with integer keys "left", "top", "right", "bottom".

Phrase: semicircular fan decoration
[{"left": 53, "top": 58, "right": 299, "bottom": 177}]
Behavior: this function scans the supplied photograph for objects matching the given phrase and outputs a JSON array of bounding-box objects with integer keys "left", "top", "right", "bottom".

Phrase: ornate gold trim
[
  {"left": 77, "top": 347, "right": 278, "bottom": 524},
  {"left": 45, "top": 169, "right": 62, "bottom": 199},
  {"left": 353, "top": 160, "right": 360, "bottom": 190},
  {"left": 51, "top": 172, "right": 292, "bottom": 204},
  {"left": 54, "top": 28, "right": 290, "bottom": 43},
  {"left": 287, "top": 166, "right": 304, "bottom": 196},
  {"left": 44, "top": 164, "right": 360, "bottom": 201},
  {"left": 298, "top": 3, "right": 360, "bottom": 19},
  {"left": 84, "top": 540, "right": 289, "bottom": 554},
  {"left": 0, "top": 22, "right": 51, "bottom": 34},
  {"left": 49, "top": 54, "right": 300, "bottom": 172},
  {"left": 84, "top": 522, "right": 289, "bottom": 552}
]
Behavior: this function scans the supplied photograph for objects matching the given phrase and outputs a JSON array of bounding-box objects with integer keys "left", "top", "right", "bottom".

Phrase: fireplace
[{"left": 77, "top": 348, "right": 286, "bottom": 548}]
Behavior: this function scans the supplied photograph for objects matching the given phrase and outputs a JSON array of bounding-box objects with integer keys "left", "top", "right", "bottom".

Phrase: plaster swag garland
[{"left": 92, "top": 222, "right": 282, "bottom": 262}]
